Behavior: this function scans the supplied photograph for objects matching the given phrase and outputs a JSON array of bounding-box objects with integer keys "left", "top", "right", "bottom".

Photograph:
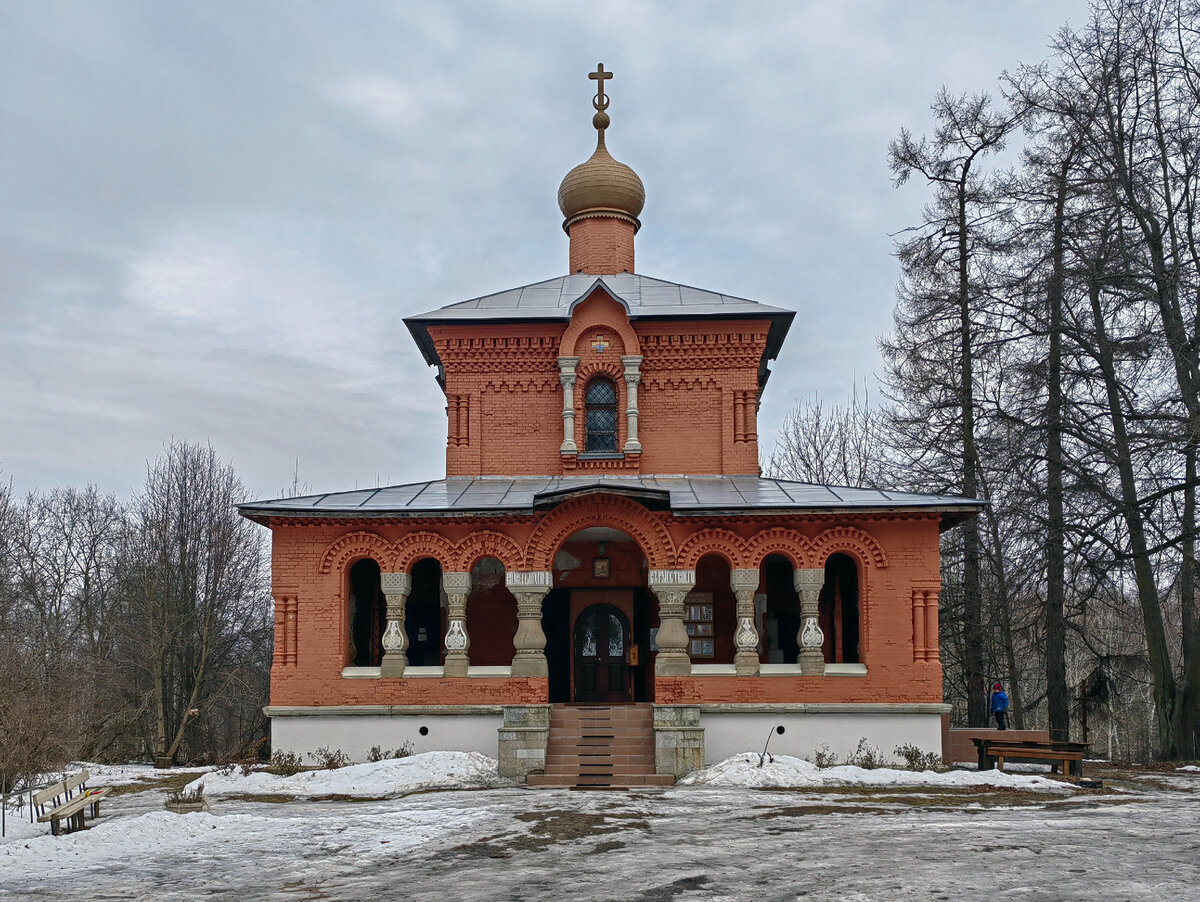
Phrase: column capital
[
  {"left": 557, "top": 356, "right": 580, "bottom": 375},
  {"left": 442, "top": 571, "right": 472, "bottom": 595},
  {"left": 793, "top": 568, "right": 825, "bottom": 593},
  {"left": 648, "top": 569, "right": 696, "bottom": 588},
  {"left": 506, "top": 570, "right": 553, "bottom": 591},
  {"left": 730, "top": 568, "right": 760, "bottom": 593},
  {"left": 381, "top": 572, "right": 412, "bottom": 595}
]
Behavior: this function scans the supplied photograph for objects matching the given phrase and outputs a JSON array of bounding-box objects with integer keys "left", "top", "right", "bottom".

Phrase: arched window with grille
[{"left": 585, "top": 378, "right": 618, "bottom": 452}]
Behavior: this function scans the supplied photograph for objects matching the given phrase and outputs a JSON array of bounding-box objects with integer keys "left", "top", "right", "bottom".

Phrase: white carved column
[
  {"left": 621, "top": 354, "right": 643, "bottom": 453},
  {"left": 730, "top": 568, "right": 761, "bottom": 676},
  {"left": 442, "top": 571, "right": 472, "bottom": 677},
  {"left": 649, "top": 569, "right": 695, "bottom": 676},
  {"left": 380, "top": 572, "right": 411, "bottom": 677},
  {"left": 507, "top": 571, "right": 552, "bottom": 677},
  {"left": 558, "top": 356, "right": 580, "bottom": 454},
  {"left": 794, "top": 568, "right": 826, "bottom": 676}
]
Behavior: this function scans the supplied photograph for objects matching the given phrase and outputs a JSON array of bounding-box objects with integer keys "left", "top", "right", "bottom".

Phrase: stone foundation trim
[
  {"left": 758, "top": 663, "right": 867, "bottom": 676},
  {"left": 696, "top": 703, "right": 951, "bottom": 715},
  {"left": 497, "top": 705, "right": 551, "bottom": 780},
  {"left": 340, "top": 665, "right": 513, "bottom": 679},
  {"left": 652, "top": 704, "right": 705, "bottom": 779},
  {"left": 265, "top": 705, "right": 506, "bottom": 717}
]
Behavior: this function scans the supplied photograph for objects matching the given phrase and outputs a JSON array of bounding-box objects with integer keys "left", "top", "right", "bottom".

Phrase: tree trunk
[
  {"left": 959, "top": 171, "right": 987, "bottom": 728},
  {"left": 1088, "top": 280, "right": 1178, "bottom": 757},
  {"left": 1045, "top": 161, "right": 1070, "bottom": 742}
]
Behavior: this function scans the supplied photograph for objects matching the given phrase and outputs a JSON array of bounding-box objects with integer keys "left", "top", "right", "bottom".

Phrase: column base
[
  {"left": 380, "top": 654, "right": 408, "bottom": 678},
  {"left": 799, "top": 651, "right": 825, "bottom": 676},
  {"left": 734, "top": 652, "right": 760, "bottom": 676},
  {"left": 444, "top": 655, "right": 470, "bottom": 678},
  {"left": 510, "top": 654, "right": 548, "bottom": 678},
  {"left": 655, "top": 653, "right": 692, "bottom": 677}
]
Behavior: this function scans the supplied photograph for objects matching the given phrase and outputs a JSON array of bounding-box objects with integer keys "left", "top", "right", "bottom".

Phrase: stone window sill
[
  {"left": 340, "top": 665, "right": 513, "bottom": 679},
  {"left": 686, "top": 663, "right": 868, "bottom": 676}
]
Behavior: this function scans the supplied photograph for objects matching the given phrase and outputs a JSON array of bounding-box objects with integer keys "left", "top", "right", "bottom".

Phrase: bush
[
  {"left": 813, "top": 745, "right": 838, "bottom": 768},
  {"left": 165, "top": 784, "right": 204, "bottom": 805},
  {"left": 894, "top": 743, "right": 945, "bottom": 772},
  {"left": 308, "top": 746, "right": 349, "bottom": 770},
  {"left": 367, "top": 741, "right": 414, "bottom": 762},
  {"left": 267, "top": 750, "right": 304, "bottom": 776},
  {"left": 846, "top": 738, "right": 883, "bottom": 770}
]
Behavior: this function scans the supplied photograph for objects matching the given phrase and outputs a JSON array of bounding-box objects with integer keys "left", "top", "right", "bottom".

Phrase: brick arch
[
  {"left": 561, "top": 291, "right": 640, "bottom": 357},
  {"left": 392, "top": 531, "right": 458, "bottom": 572},
  {"left": 524, "top": 494, "right": 675, "bottom": 570},
  {"left": 454, "top": 530, "right": 524, "bottom": 572},
  {"left": 810, "top": 526, "right": 888, "bottom": 569},
  {"left": 319, "top": 530, "right": 394, "bottom": 574},
  {"left": 675, "top": 528, "right": 750, "bottom": 570},
  {"left": 576, "top": 360, "right": 624, "bottom": 383},
  {"left": 744, "top": 527, "right": 813, "bottom": 570}
]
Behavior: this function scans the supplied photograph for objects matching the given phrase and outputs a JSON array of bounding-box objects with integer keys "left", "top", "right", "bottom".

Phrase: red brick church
[{"left": 241, "top": 66, "right": 981, "bottom": 785}]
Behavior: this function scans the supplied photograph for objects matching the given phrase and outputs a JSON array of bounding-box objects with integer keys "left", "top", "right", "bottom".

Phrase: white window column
[
  {"left": 649, "top": 569, "right": 695, "bottom": 676},
  {"left": 380, "top": 572, "right": 411, "bottom": 677},
  {"left": 442, "top": 571, "right": 472, "bottom": 677},
  {"left": 507, "top": 571, "right": 552, "bottom": 677},
  {"left": 730, "top": 568, "right": 761, "bottom": 675},
  {"left": 794, "top": 568, "right": 826, "bottom": 676},
  {"left": 621, "top": 355, "right": 643, "bottom": 453},
  {"left": 559, "top": 356, "right": 579, "bottom": 454}
]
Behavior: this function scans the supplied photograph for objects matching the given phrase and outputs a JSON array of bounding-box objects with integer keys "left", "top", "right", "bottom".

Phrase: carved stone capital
[
  {"left": 730, "top": 568, "right": 760, "bottom": 594},
  {"left": 380, "top": 572, "right": 412, "bottom": 595},
  {"left": 506, "top": 570, "right": 553, "bottom": 591},
  {"left": 793, "top": 568, "right": 825, "bottom": 594},
  {"left": 442, "top": 571, "right": 472, "bottom": 595}
]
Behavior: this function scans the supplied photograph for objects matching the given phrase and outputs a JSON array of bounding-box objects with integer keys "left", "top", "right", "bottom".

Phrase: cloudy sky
[{"left": 1, "top": 0, "right": 1094, "bottom": 501}]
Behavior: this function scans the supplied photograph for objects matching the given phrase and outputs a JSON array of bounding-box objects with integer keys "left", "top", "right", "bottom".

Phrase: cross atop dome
[
  {"left": 590, "top": 63, "right": 612, "bottom": 112},
  {"left": 558, "top": 63, "right": 645, "bottom": 273}
]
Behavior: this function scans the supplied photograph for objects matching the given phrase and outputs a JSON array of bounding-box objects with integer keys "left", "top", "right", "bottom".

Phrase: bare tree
[
  {"left": 766, "top": 383, "right": 888, "bottom": 488},
  {"left": 116, "top": 441, "right": 270, "bottom": 764}
]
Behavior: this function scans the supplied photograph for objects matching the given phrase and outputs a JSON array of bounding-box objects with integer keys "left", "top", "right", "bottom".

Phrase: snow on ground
[
  {"left": 184, "top": 751, "right": 507, "bottom": 799},
  {"left": 1177, "top": 764, "right": 1200, "bottom": 772},
  {"left": 677, "top": 753, "right": 1074, "bottom": 791},
  {"left": 0, "top": 776, "right": 1197, "bottom": 900}
]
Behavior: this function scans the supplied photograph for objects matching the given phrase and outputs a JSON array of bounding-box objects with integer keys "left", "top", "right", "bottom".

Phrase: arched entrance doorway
[
  {"left": 542, "top": 526, "right": 655, "bottom": 704},
  {"left": 574, "top": 604, "right": 631, "bottom": 703}
]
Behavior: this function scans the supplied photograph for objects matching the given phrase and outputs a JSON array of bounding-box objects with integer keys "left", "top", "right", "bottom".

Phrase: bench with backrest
[
  {"left": 33, "top": 770, "right": 109, "bottom": 836},
  {"left": 973, "top": 738, "right": 1087, "bottom": 777}
]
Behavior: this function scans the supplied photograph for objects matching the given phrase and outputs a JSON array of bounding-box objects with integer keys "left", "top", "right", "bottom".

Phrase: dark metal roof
[
  {"left": 403, "top": 273, "right": 795, "bottom": 390},
  {"left": 239, "top": 476, "right": 984, "bottom": 531}
]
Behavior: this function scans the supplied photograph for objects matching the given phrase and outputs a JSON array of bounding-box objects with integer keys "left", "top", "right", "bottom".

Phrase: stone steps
[{"left": 527, "top": 703, "right": 672, "bottom": 789}]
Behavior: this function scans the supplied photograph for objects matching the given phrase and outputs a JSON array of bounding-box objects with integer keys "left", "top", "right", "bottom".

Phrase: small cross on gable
[{"left": 591, "top": 334, "right": 610, "bottom": 353}]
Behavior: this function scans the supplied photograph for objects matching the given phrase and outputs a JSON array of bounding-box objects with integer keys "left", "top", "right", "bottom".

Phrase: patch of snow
[
  {"left": 185, "top": 751, "right": 507, "bottom": 798},
  {"left": 1176, "top": 764, "right": 1200, "bottom": 773},
  {"left": 676, "top": 753, "right": 1074, "bottom": 792}
]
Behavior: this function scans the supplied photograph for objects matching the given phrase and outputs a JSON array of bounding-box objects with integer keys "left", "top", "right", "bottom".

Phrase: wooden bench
[
  {"left": 33, "top": 770, "right": 109, "bottom": 836},
  {"left": 973, "top": 738, "right": 1087, "bottom": 777}
]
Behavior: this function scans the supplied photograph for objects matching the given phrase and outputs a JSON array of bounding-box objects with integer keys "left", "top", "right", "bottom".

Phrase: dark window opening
[
  {"left": 349, "top": 558, "right": 384, "bottom": 667},
  {"left": 585, "top": 378, "right": 618, "bottom": 452}
]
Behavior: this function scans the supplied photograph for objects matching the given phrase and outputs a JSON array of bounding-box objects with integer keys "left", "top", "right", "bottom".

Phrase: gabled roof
[
  {"left": 404, "top": 273, "right": 795, "bottom": 385},
  {"left": 239, "top": 476, "right": 984, "bottom": 532}
]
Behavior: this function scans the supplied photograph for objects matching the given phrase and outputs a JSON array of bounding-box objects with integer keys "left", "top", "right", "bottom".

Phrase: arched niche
[
  {"left": 465, "top": 556, "right": 516, "bottom": 666},
  {"left": 347, "top": 558, "right": 384, "bottom": 667},
  {"left": 405, "top": 557, "right": 444, "bottom": 667},
  {"left": 819, "top": 553, "right": 860, "bottom": 664}
]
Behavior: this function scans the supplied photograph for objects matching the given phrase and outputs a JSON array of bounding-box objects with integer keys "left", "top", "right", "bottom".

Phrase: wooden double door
[{"left": 573, "top": 601, "right": 632, "bottom": 703}]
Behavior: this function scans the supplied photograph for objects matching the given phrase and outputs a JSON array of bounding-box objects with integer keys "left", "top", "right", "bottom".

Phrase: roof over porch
[{"left": 238, "top": 476, "right": 983, "bottom": 531}]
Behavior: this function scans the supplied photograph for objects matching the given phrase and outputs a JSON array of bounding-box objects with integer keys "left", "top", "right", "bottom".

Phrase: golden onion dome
[{"left": 558, "top": 101, "right": 644, "bottom": 232}]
